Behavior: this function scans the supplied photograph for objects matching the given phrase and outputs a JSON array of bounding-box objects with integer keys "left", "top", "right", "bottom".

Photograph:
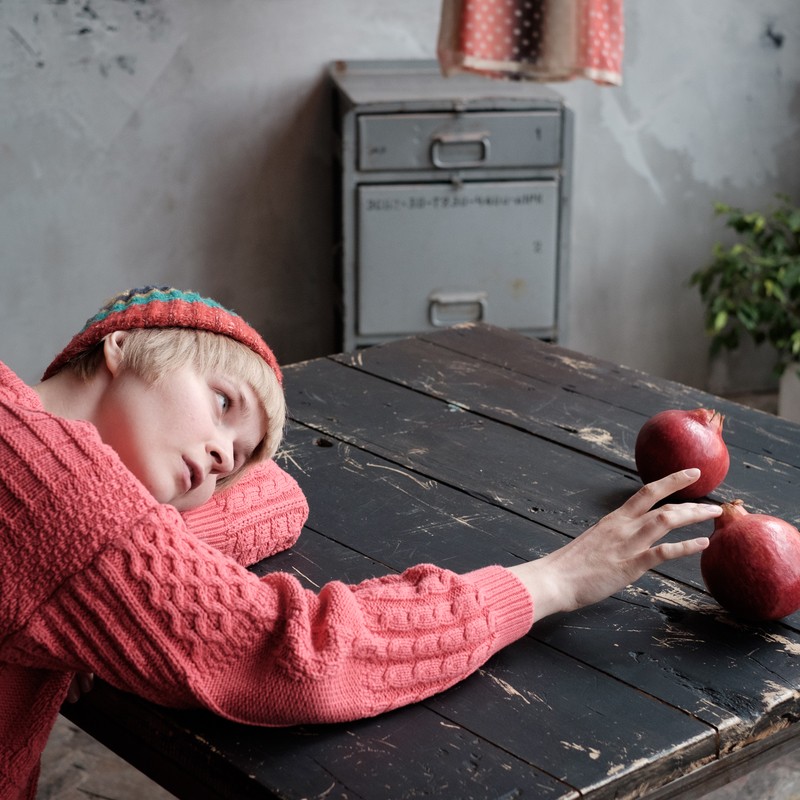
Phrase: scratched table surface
[{"left": 64, "top": 323, "right": 800, "bottom": 800}]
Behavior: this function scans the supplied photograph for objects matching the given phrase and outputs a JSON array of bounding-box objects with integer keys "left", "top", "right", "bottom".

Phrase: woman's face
[{"left": 93, "top": 361, "right": 267, "bottom": 511}]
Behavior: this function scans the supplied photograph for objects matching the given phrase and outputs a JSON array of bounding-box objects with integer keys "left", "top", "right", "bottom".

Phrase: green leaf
[
  {"left": 694, "top": 195, "right": 800, "bottom": 363},
  {"left": 714, "top": 202, "right": 733, "bottom": 216}
]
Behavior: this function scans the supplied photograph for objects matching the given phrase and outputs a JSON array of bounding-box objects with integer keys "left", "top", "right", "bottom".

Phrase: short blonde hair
[{"left": 68, "top": 328, "right": 285, "bottom": 480}]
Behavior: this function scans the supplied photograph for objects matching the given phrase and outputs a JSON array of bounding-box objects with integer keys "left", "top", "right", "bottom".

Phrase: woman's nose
[{"left": 208, "top": 435, "right": 235, "bottom": 476}]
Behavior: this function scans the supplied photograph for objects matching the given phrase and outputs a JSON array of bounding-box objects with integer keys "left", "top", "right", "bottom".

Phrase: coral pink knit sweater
[{"left": 0, "top": 362, "right": 534, "bottom": 799}]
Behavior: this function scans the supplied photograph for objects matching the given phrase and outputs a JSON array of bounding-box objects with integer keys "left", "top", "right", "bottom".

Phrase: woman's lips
[{"left": 182, "top": 458, "right": 200, "bottom": 493}]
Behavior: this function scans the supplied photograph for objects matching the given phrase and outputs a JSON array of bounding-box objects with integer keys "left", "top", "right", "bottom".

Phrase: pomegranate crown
[{"left": 693, "top": 408, "right": 725, "bottom": 430}]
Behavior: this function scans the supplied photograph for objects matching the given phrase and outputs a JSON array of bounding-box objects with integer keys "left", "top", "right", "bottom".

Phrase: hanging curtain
[{"left": 437, "top": 0, "right": 624, "bottom": 86}]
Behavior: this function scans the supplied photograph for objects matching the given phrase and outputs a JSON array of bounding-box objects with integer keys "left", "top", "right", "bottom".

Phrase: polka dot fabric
[{"left": 438, "top": 0, "right": 624, "bottom": 86}]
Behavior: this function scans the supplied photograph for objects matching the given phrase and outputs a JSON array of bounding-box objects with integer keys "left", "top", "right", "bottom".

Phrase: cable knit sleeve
[
  {"left": 6, "top": 502, "right": 533, "bottom": 725},
  {"left": 180, "top": 460, "right": 308, "bottom": 566}
]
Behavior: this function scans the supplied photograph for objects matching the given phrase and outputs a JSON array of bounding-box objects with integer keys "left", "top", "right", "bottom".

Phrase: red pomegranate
[
  {"left": 701, "top": 500, "right": 800, "bottom": 621},
  {"left": 634, "top": 408, "right": 729, "bottom": 500}
]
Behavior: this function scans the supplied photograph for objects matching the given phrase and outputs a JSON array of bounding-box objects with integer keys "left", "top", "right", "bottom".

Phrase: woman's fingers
[
  {"left": 639, "top": 534, "right": 711, "bottom": 572},
  {"left": 637, "top": 501, "right": 721, "bottom": 543},
  {"left": 623, "top": 468, "right": 702, "bottom": 516},
  {"left": 514, "top": 469, "right": 722, "bottom": 619},
  {"left": 65, "top": 672, "right": 94, "bottom": 703}
]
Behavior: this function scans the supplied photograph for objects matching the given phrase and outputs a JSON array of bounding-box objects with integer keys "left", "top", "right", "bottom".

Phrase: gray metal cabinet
[{"left": 331, "top": 60, "right": 573, "bottom": 351}]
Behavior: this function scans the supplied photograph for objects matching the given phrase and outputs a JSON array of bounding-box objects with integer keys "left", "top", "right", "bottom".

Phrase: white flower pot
[{"left": 778, "top": 363, "right": 800, "bottom": 423}]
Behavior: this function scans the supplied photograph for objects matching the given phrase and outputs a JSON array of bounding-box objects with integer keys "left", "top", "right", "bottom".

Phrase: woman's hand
[
  {"left": 66, "top": 672, "right": 94, "bottom": 703},
  {"left": 508, "top": 468, "right": 721, "bottom": 622}
]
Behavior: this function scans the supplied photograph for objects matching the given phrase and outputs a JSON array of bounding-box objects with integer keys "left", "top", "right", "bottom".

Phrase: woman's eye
[{"left": 215, "top": 391, "right": 231, "bottom": 412}]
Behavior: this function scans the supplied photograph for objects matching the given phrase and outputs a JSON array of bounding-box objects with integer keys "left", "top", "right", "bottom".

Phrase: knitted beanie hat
[{"left": 42, "top": 286, "right": 282, "bottom": 384}]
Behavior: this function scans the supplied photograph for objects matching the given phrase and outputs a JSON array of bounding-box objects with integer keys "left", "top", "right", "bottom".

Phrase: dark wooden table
[{"left": 64, "top": 323, "right": 800, "bottom": 800}]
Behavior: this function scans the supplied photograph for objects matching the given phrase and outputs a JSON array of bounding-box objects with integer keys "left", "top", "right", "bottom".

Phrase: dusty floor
[
  {"left": 38, "top": 715, "right": 175, "bottom": 800},
  {"left": 38, "top": 390, "right": 795, "bottom": 800}
]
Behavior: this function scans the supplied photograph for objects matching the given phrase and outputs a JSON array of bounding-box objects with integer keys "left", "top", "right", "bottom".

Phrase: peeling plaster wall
[
  {"left": 1, "top": 0, "right": 798, "bottom": 393},
  {"left": 557, "top": 2, "right": 800, "bottom": 392}
]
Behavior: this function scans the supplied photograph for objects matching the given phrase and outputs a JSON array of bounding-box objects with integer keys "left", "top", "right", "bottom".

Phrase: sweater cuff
[
  {"left": 181, "top": 502, "right": 229, "bottom": 548},
  {"left": 464, "top": 565, "right": 534, "bottom": 651}
]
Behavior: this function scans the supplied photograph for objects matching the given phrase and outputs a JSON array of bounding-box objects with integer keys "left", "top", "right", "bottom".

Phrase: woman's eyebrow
[{"left": 231, "top": 385, "right": 257, "bottom": 421}]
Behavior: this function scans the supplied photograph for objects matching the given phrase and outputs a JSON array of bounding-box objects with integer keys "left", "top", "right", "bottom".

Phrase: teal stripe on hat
[{"left": 80, "top": 286, "right": 238, "bottom": 333}]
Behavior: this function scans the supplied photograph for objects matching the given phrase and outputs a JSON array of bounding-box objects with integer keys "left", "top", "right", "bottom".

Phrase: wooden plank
[
  {"left": 535, "top": 571, "right": 800, "bottom": 753},
  {"left": 638, "top": 724, "right": 800, "bottom": 800},
  {"left": 251, "top": 501, "right": 398, "bottom": 587},
  {"left": 334, "top": 338, "right": 638, "bottom": 468},
  {"left": 276, "top": 421, "right": 572, "bottom": 574},
  {"left": 331, "top": 336, "right": 800, "bottom": 519},
  {"left": 427, "top": 639, "right": 715, "bottom": 800},
  {"left": 414, "top": 323, "right": 800, "bottom": 469},
  {"left": 174, "top": 698, "right": 576, "bottom": 800},
  {"left": 282, "top": 358, "right": 643, "bottom": 536}
]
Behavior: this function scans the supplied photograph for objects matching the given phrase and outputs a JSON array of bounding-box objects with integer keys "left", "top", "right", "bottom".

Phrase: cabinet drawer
[
  {"left": 357, "top": 180, "right": 559, "bottom": 336},
  {"left": 358, "top": 111, "right": 561, "bottom": 171}
]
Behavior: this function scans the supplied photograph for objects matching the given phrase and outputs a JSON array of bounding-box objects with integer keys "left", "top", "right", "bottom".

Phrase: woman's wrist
[{"left": 507, "top": 555, "right": 569, "bottom": 623}]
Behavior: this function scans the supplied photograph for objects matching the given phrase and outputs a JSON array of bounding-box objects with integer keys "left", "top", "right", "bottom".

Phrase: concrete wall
[{"left": 1, "top": 0, "right": 798, "bottom": 391}]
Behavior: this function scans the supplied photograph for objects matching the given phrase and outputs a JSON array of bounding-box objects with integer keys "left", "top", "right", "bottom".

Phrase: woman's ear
[{"left": 102, "top": 331, "right": 128, "bottom": 376}]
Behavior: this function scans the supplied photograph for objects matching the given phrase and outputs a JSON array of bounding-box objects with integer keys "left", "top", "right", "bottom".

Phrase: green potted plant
[{"left": 690, "top": 195, "right": 800, "bottom": 421}]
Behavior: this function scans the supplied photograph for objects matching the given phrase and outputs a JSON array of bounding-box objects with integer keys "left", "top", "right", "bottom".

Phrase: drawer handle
[
  {"left": 428, "top": 290, "right": 487, "bottom": 327},
  {"left": 430, "top": 132, "right": 491, "bottom": 169}
]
